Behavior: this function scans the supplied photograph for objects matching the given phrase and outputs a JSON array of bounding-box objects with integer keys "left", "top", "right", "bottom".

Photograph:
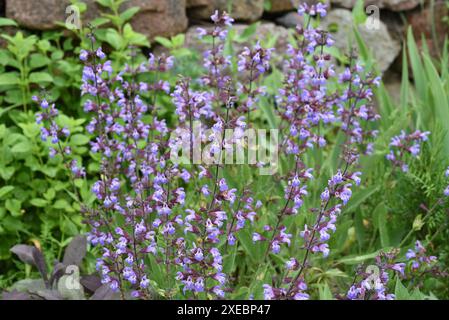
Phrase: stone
[
  {"left": 187, "top": 0, "right": 265, "bottom": 22},
  {"left": 6, "top": 0, "right": 73, "bottom": 29},
  {"left": 5, "top": 0, "right": 187, "bottom": 40},
  {"left": 186, "top": 0, "right": 209, "bottom": 8},
  {"left": 322, "top": 9, "right": 401, "bottom": 72},
  {"left": 275, "top": 11, "right": 304, "bottom": 28},
  {"left": 130, "top": 0, "right": 188, "bottom": 40},
  {"left": 267, "top": 0, "right": 296, "bottom": 13},
  {"left": 383, "top": 70, "right": 404, "bottom": 104},
  {"left": 330, "top": 0, "right": 420, "bottom": 12},
  {"left": 406, "top": 2, "right": 449, "bottom": 61}
]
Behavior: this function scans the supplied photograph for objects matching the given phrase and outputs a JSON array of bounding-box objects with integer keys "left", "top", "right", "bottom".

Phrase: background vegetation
[{"left": 0, "top": 0, "right": 448, "bottom": 299}]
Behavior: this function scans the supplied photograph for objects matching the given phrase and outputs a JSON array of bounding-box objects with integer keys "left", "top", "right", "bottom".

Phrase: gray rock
[
  {"left": 322, "top": 9, "right": 401, "bottom": 72},
  {"left": 6, "top": 0, "right": 74, "bottom": 29},
  {"left": 186, "top": 0, "right": 209, "bottom": 8},
  {"left": 275, "top": 12, "right": 304, "bottom": 28},
  {"left": 331, "top": 0, "right": 420, "bottom": 11},
  {"left": 131, "top": 0, "right": 188, "bottom": 40},
  {"left": 383, "top": 71, "right": 405, "bottom": 104},
  {"left": 6, "top": 0, "right": 187, "bottom": 41},
  {"left": 267, "top": 0, "right": 297, "bottom": 13}
]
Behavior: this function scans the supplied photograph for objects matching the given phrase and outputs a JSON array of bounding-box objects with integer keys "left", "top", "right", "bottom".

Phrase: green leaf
[
  {"left": 422, "top": 54, "right": 449, "bottom": 155},
  {"left": 120, "top": 7, "right": 140, "bottom": 22},
  {"left": 400, "top": 46, "right": 409, "bottom": 110},
  {"left": 53, "top": 199, "right": 71, "bottom": 210},
  {"left": 395, "top": 278, "right": 410, "bottom": 300},
  {"left": 123, "top": 24, "right": 149, "bottom": 47},
  {"left": 0, "top": 166, "right": 15, "bottom": 180},
  {"left": 37, "top": 40, "right": 51, "bottom": 52},
  {"left": 318, "top": 282, "right": 334, "bottom": 300},
  {"left": 236, "top": 229, "right": 259, "bottom": 262},
  {"left": 62, "top": 217, "right": 78, "bottom": 236},
  {"left": 345, "top": 186, "right": 379, "bottom": 213},
  {"left": 70, "top": 134, "right": 90, "bottom": 146},
  {"left": 0, "top": 186, "right": 14, "bottom": 199},
  {"left": 11, "top": 141, "right": 32, "bottom": 154},
  {"left": 29, "top": 53, "right": 50, "bottom": 70},
  {"left": 407, "top": 27, "right": 427, "bottom": 102},
  {"left": 29, "top": 72, "right": 53, "bottom": 83},
  {"left": 0, "top": 18, "right": 18, "bottom": 27},
  {"left": 223, "top": 243, "right": 237, "bottom": 274},
  {"left": 154, "top": 36, "right": 173, "bottom": 49},
  {"left": 171, "top": 34, "right": 185, "bottom": 48},
  {"left": 352, "top": 0, "right": 367, "bottom": 25},
  {"left": 90, "top": 17, "right": 109, "bottom": 28},
  {"left": 0, "top": 72, "right": 20, "bottom": 86},
  {"left": 338, "top": 248, "right": 392, "bottom": 265},
  {"left": 18, "top": 122, "right": 40, "bottom": 138},
  {"left": 30, "top": 198, "right": 48, "bottom": 207},
  {"left": 96, "top": 0, "right": 113, "bottom": 7},
  {"left": 412, "top": 214, "right": 424, "bottom": 231},
  {"left": 104, "top": 28, "right": 123, "bottom": 50},
  {"left": 353, "top": 26, "right": 373, "bottom": 70},
  {"left": 43, "top": 188, "right": 56, "bottom": 201},
  {"left": 0, "top": 49, "right": 17, "bottom": 68},
  {"left": 5, "top": 199, "right": 22, "bottom": 216},
  {"left": 373, "top": 202, "right": 390, "bottom": 247}
]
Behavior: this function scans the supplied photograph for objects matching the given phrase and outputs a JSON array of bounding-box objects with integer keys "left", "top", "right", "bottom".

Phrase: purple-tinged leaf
[
  {"left": 90, "top": 284, "right": 119, "bottom": 300},
  {"left": 10, "top": 279, "right": 46, "bottom": 293},
  {"left": 34, "top": 289, "right": 63, "bottom": 300},
  {"left": 49, "top": 262, "right": 67, "bottom": 287},
  {"left": 10, "top": 245, "right": 48, "bottom": 285},
  {"left": 32, "top": 247, "right": 48, "bottom": 284},
  {"left": 2, "top": 290, "right": 31, "bottom": 300},
  {"left": 10, "top": 245, "right": 36, "bottom": 265},
  {"left": 80, "top": 274, "right": 102, "bottom": 293},
  {"left": 62, "top": 235, "right": 87, "bottom": 267}
]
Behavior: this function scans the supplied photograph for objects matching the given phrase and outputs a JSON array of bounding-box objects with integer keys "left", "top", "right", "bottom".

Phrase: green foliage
[
  {"left": 1, "top": 1, "right": 448, "bottom": 299},
  {"left": 0, "top": 0, "right": 152, "bottom": 288},
  {"left": 343, "top": 25, "right": 449, "bottom": 298}
]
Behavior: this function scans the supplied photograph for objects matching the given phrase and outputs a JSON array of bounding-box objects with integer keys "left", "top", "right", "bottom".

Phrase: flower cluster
[
  {"left": 255, "top": 3, "right": 380, "bottom": 300},
  {"left": 34, "top": 96, "right": 86, "bottom": 179},
  {"left": 338, "top": 58, "right": 380, "bottom": 158},
  {"left": 386, "top": 130, "right": 430, "bottom": 172},
  {"left": 347, "top": 251, "right": 405, "bottom": 300},
  {"left": 297, "top": 2, "right": 328, "bottom": 18},
  {"left": 34, "top": 97, "right": 68, "bottom": 149},
  {"left": 263, "top": 276, "right": 309, "bottom": 300},
  {"left": 406, "top": 241, "right": 437, "bottom": 271},
  {"left": 301, "top": 170, "right": 361, "bottom": 258},
  {"left": 34, "top": 10, "right": 273, "bottom": 300},
  {"left": 197, "top": 10, "right": 234, "bottom": 105}
]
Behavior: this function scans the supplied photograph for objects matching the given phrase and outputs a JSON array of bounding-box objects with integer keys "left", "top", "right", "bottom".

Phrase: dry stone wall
[{"left": 1, "top": 0, "right": 447, "bottom": 75}]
